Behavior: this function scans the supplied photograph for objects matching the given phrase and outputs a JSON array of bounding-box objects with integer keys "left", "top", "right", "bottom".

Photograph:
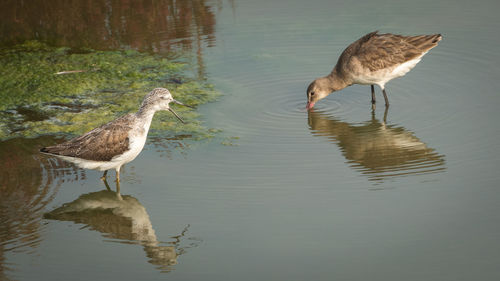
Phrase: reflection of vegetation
[
  {"left": 0, "top": 41, "right": 220, "bottom": 140},
  {"left": 0, "top": 0, "right": 220, "bottom": 79},
  {"left": 44, "top": 190, "right": 200, "bottom": 273},
  {"left": 0, "top": 137, "right": 79, "bottom": 280},
  {"left": 0, "top": 0, "right": 216, "bottom": 53},
  {"left": 308, "top": 109, "right": 446, "bottom": 182}
]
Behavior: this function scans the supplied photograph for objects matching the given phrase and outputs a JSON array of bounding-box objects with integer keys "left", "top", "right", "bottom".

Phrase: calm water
[{"left": 2, "top": 0, "right": 500, "bottom": 280}]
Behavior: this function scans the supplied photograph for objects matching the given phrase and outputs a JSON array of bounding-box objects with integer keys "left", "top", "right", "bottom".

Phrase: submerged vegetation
[{"left": 0, "top": 41, "right": 220, "bottom": 140}]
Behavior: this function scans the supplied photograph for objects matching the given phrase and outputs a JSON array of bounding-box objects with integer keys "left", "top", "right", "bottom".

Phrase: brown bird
[{"left": 306, "top": 31, "right": 442, "bottom": 109}]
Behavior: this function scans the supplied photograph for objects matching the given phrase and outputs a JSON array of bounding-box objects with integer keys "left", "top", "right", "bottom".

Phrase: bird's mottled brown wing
[
  {"left": 41, "top": 115, "right": 134, "bottom": 161},
  {"left": 335, "top": 31, "right": 442, "bottom": 73}
]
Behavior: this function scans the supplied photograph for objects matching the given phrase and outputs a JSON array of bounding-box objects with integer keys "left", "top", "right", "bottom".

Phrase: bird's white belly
[
  {"left": 56, "top": 131, "right": 148, "bottom": 172},
  {"left": 353, "top": 55, "right": 424, "bottom": 88},
  {"left": 107, "top": 132, "right": 148, "bottom": 170}
]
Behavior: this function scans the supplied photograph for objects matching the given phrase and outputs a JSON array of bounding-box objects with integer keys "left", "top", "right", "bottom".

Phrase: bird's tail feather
[{"left": 407, "top": 34, "right": 442, "bottom": 52}]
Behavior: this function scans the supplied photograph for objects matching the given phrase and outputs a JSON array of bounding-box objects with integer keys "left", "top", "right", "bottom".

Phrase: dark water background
[{"left": 2, "top": 0, "right": 500, "bottom": 280}]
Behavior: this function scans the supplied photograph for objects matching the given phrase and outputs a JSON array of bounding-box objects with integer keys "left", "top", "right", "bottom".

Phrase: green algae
[
  {"left": 0, "top": 41, "right": 220, "bottom": 140},
  {"left": 221, "top": 136, "right": 240, "bottom": 146}
]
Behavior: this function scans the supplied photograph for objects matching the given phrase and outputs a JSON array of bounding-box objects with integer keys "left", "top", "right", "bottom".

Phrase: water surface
[{"left": 2, "top": 0, "right": 500, "bottom": 280}]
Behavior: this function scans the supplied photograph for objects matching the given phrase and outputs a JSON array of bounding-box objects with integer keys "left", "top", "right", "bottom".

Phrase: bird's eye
[{"left": 310, "top": 92, "right": 315, "bottom": 96}]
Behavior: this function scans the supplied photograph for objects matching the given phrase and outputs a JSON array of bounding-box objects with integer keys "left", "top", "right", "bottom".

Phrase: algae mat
[{"left": 0, "top": 41, "right": 219, "bottom": 140}]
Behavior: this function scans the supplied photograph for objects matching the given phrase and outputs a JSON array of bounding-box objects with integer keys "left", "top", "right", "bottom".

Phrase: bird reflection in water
[
  {"left": 307, "top": 108, "right": 445, "bottom": 183},
  {"left": 44, "top": 187, "right": 200, "bottom": 273}
]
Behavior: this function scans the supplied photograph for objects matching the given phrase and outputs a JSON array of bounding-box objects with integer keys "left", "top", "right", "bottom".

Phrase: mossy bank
[{"left": 0, "top": 41, "right": 219, "bottom": 140}]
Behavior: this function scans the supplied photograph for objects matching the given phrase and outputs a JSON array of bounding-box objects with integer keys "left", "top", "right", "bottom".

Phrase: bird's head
[
  {"left": 306, "top": 77, "right": 335, "bottom": 110},
  {"left": 143, "top": 88, "right": 193, "bottom": 123}
]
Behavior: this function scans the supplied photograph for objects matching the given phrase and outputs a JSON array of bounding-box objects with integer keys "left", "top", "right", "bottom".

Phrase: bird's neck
[
  {"left": 135, "top": 104, "right": 157, "bottom": 133},
  {"left": 326, "top": 70, "right": 350, "bottom": 92},
  {"left": 136, "top": 103, "right": 157, "bottom": 119}
]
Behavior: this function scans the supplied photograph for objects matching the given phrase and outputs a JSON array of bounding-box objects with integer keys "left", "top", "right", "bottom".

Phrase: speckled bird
[{"left": 41, "top": 88, "right": 192, "bottom": 185}]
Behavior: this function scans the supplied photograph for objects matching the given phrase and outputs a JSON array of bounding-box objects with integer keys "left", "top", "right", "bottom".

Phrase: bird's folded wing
[
  {"left": 356, "top": 33, "right": 424, "bottom": 71},
  {"left": 42, "top": 115, "right": 133, "bottom": 161},
  {"left": 338, "top": 32, "right": 439, "bottom": 73}
]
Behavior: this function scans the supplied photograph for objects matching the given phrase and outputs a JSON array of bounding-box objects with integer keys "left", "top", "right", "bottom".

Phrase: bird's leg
[
  {"left": 371, "top": 85, "right": 376, "bottom": 104},
  {"left": 382, "top": 89, "right": 390, "bottom": 107},
  {"left": 115, "top": 181, "right": 122, "bottom": 200},
  {"left": 383, "top": 105, "right": 389, "bottom": 124},
  {"left": 115, "top": 176, "right": 122, "bottom": 200},
  {"left": 371, "top": 85, "right": 377, "bottom": 110},
  {"left": 100, "top": 170, "right": 108, "bottom": 181},
  {"left": 115, "top": 169, "right": 122, "bottom": 200},
  {"left": 102, "top": 178, "right": 112, "bottom": 191}
]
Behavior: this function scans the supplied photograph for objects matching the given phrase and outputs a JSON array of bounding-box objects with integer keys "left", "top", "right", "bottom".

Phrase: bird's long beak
[
  {"left": 168, "top": 107, "right": 185, "bottom": 123},
  {"left": 168, "top": 99, "right": 195, "bottom": 123},
  {"left": 172, "top": 99, "right": 195, "bottom": 109}
]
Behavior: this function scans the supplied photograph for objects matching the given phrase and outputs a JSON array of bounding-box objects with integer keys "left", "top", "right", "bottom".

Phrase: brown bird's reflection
[
  {"left": 307, "top": 109, "right": 446, "bottom": 182},
  {"left": 0, "top": 136, "right": 80, "bottom": 280},
  {"left": 44, "top": 188, "right": 199, "bottom": 273}
]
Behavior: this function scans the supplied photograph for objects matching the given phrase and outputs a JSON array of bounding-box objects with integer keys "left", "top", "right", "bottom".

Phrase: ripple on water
[
  {"left": 209, "top": 25, "right": 459, "bottom": 185},
  {"left": 0, "top": 137, "right": 80, "bottom": 256}
]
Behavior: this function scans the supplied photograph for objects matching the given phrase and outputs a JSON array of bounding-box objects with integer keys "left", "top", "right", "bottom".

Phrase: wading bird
[
  {"left": 41, "top": 88, "right": 191, "bottom": 189},
  {"left": 306, "top": 31, "right": 442, "bottom": 109}
]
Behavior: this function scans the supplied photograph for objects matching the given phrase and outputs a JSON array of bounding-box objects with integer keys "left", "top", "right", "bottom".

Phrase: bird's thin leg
[
  {"left": 116, "top": 182, "right": 122, "bottom": 198},
  {"left": 100, "top": 170, "right": 108, "bottom": 181},
  {"left": 102, "top": 178, "right": 112, "bottom": 191},
  {"left": 115, "top": 169, "right": 122, "bottom": 200},
  {"left": 383, "top": 105, "right": 389, "bottom": 124},
  {"left": 382, "top": 89, "right": 390, "bottom": 107},
  {"left": 371, "top": 85, "right": 376, "bottom": 104},
  {"left": 371, "top": 85, "right": 377, "bottom": 110}
]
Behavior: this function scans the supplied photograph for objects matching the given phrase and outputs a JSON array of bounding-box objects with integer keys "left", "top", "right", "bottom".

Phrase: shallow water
[{"left": 2, "top": 0, "right": 500, "bottom": 280}]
